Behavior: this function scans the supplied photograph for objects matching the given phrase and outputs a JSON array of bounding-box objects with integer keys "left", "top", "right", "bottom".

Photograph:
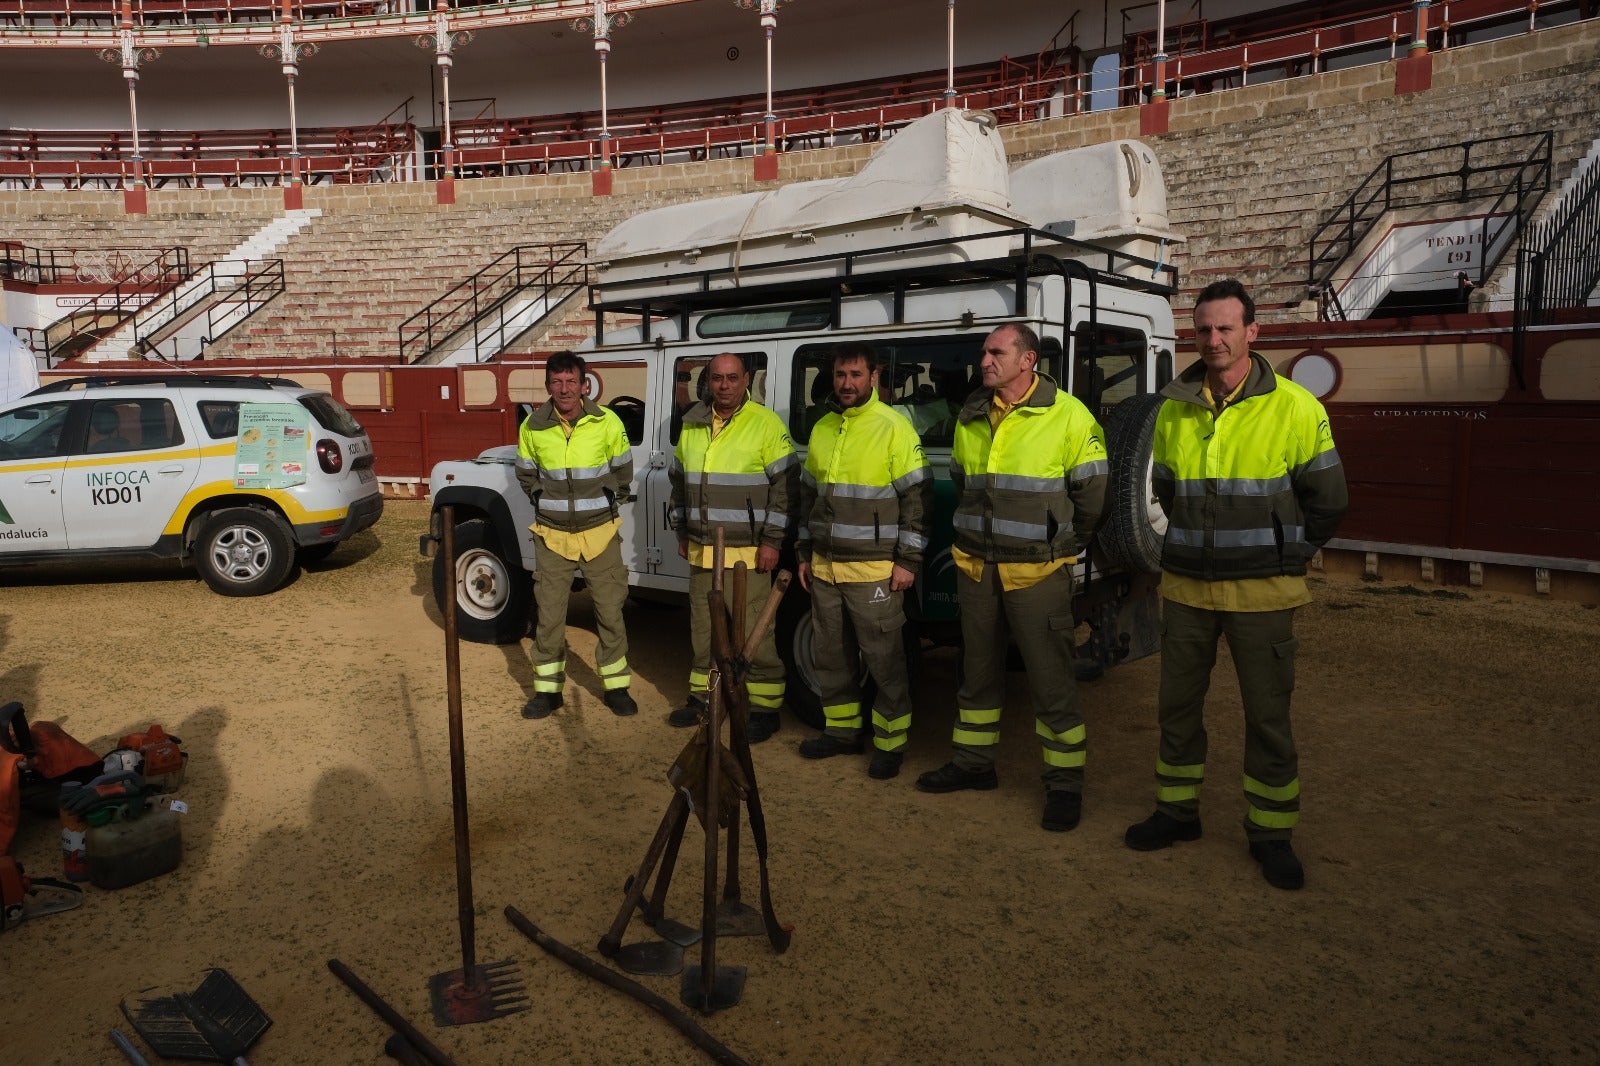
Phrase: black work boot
[
  {"left": 914, "top": 761, "right": 999, "bottom": 793},
  {"left": 1124, "top": 810, "right": 1203, "bottom": 851},
  {"left": 667, "top": 697, "right": 703, "bottom": 728},
  {"left": 603, "top": 689, "right": 639, "bottom": 717},
  {"left": 745, "top": 711, "right": 781, "bottom": 744},
  {"left": 797, "top": 732, "right": 862, "bottom": 759},
  {"left": 1249, "top": 840, "right": 1305, "bottom": 891},
  {"left": 521, "top": 692, "right": 564, "bottom": 720},
  {"left": 867, "top": 750, "right": 904, "bottom": 780},
  {"left": 1041, "top": 790, "right": 1082, "bottom": 832}
]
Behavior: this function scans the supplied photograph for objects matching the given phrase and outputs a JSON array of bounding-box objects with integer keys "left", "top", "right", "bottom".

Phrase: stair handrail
[
  {"left": 53, "top": 246, "right": 192, "bottom": 360},
  {"left": 1306, "top": 130, "right": 1553, "bottom": 295},
  {"left": 396, "top": 241, "right": 588, "bottom": 364},
  {"left": 1520, "top": 151, "right": 1600, "bottom": 325},
  {"left": 128, "top": 259, "right": 285, "bottom": 359}
]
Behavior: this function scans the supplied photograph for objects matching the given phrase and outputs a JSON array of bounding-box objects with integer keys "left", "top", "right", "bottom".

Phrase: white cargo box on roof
[
  {"left": 592, "top": 109, "right": 1025, "bottom": 299},
  {"left": 1009, "top": 140, "right": 1185, "bottom": 273}
]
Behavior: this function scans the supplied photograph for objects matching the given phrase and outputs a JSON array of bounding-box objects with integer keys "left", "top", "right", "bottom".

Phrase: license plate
[{"left": 356, "top": 467, "right": 376, "bottom": 484}]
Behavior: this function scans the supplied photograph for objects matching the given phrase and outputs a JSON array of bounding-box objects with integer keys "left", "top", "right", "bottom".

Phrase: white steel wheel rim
[{"left": 456, "top": 548, "right": 511, "bottom": 621}]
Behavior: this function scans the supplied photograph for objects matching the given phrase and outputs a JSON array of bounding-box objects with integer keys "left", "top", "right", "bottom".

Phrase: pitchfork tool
[{"left": 428, "top": 508, "right": 529, "bottom": 1027}]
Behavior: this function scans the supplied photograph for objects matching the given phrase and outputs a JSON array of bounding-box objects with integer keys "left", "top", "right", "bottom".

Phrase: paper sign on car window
[{"left": 234, "top": 403, "right": 309, "bottom": 489}]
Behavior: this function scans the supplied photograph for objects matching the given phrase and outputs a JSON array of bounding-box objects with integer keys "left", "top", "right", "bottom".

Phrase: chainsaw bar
[{"left": 1, "top": 872, "right": 84, "bottom": 931}]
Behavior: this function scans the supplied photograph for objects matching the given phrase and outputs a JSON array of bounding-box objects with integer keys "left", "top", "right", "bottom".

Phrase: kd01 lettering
[{"left": 87, "top": 468, "right": 150, "bottom": 505}]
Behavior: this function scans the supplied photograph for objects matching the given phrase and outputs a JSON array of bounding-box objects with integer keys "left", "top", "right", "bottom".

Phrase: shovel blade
[
  {"left": 715, "top": 899, "right": 765, "bottom": 938},
  {"left": 653, "top": 916, "right": 703, "bottom": 948},
  {"left": 613, "top": 939, "right": 684, "bottom": 977},
  {"left": 680, "top": 964, "right": 746, "bottom": 1014},
  {"left": 427, "top": 959, "right": 530, "bottom": 1027}
]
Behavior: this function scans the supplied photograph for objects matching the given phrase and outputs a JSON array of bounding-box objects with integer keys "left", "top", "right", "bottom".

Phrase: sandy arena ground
[{"left": 2, "top": 499, "right": 1597, "bottom": 1065}]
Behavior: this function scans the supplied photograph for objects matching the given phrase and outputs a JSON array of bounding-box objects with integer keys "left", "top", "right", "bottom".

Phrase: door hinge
[{"left": 646, "top": 547, "right": 663, "bottom": 565}]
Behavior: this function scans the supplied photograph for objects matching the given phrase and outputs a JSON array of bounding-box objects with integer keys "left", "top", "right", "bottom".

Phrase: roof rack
[
  {"left": 31, "top": 375, "right": 302, "bottom": 394},
  {"left": 588, "top": 226, "right": 1178, "bottom": 343}
]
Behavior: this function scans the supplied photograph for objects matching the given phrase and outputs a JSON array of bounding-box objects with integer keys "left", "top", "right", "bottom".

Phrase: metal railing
[
  {"left": 0, "top": 243, "right": 188, "bottom": 286},
  {"left": 1519, "top": 155, "right": 1600, "bottom": 325},
  {"left": 1306, "top": 131, "right": 1552, "bottom": 295},
  {"left": 49, "top": 247, "right": 194, "bottom": 360},
  {"left": 130, "top": 258, "right": 286, "bottom": 360},
  {"left": 397, "top": 242, "right": 587, "bottom": 364}
]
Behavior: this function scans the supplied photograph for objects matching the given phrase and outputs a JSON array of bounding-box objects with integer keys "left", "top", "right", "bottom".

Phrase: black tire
[
  {"left": 1098, "top": 392, "right": 1167, "bottom": 575},
  {"left": 433, "top": 517, "right": 533, "bottom": 644},
  {"left": 194, "top": 507, "right": 296, "bottom": 596}
]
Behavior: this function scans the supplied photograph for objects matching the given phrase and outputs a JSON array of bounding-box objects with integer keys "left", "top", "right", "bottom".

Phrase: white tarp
[
  {"left": 1, "top": 328, "right": 40, "bottom": 404},
  {"left": 593, "top": 109, "right": 1024, "bottom": 286}
]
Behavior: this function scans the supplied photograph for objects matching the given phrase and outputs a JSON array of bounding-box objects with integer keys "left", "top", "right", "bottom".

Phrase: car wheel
[
  {"left": 195, "top": 507, "right": 296, "bottom": 596},
  {"left": 433, "top": 517, "right": 532, "bottom": 644},
  {"left": 1098, "top": 393, "right": 1167, "bottom": 575}
]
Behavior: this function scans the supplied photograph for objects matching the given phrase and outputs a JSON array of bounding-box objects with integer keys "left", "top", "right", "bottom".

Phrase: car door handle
[
  {"left": 25, "top": 474, "right": 53, "bottom": 485},
  {"left": 156, "top": 465, "right": 186, "bottom": 475}
]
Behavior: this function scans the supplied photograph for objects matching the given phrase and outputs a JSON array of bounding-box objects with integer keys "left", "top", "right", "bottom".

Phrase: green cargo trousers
[
  {"left": 1154, "top": 600, "right": 1300, "bottom": 842},
  {"left": 810, "top": 575, "right": 913, "bottom": 752},
  {"left": 530, "top": 534, "right": 631, "bottom": 696},
  {"left": 954, "top": 564, "right": 1086, "bottom": 792},
  {"left": 688, "top": 565, "right": 785, "bottom": 710}
]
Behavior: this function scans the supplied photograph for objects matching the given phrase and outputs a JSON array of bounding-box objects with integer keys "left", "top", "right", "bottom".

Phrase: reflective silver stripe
[
  {"left": 830, "top": 522, "right": 896, "bottom": 540},
  {"left": 706, "top": 507, "right": 766, "bottom": 524},
  {"left": 1214, "top": 528, "right": 1283, "bottom": 548},
  {"left": 766, "top": 514, "right": 792, "bottom": 529},
  {"left": 766, "top": 453, "right": 800, "bottom": 476},
  {"left": 515, "top": 456, "right": 537, "bottom": 471},
  {"left": 543, "top": 496, "right": 612, "bottom": 514},
  {"left": 892, "top": 466, "right": 931, "bottom": 493},
  {"left": 1173, "top": 475, "right": 1292, "bottom": 497},
  {"left": 950, "top": 513, "right": 1048, "bottom": 540},
  {"left": 800, "top": 469, "right": 817, "bottom": 488},
  {"left": 990, "top": 517, "right": 1049, "bottom": 540},
  {"left": 897, "top": 530, "right": 928, "bottom": 550},
  {"left": 547, "top": 462, "right": 611, "bottom": 481},
  {"left": 827, "top": 482, "right": 898, "bottom": 500},
  {"left": 700, "top": 471, "right": 771, "bottom": 487},
  {"left": 948, "top": 459, "right": 966, "bottom": 479},
  {"left": 990, "top": 472, "right": 1061, "bottom": 492},
  {"left": 668, "top": 457, "right": 685, "bottom": 475},
  {"left": 671, "top": 507, "right": 686, "bottom": 524},
  {"left": 1298, "top": 448, "right": 1342, "bottom": 474},
  {"left": 1167, "top": 527, "right": 1204, "bottom": 546},
  {"left": 796, "top": 525, "right": 812, "bottom": 541},
  {"left": 961, "top": 473, "right": 989, "bottom": 490},
  {"left": 1069, "top": 458, "right": 1108, "bottom": 481}
]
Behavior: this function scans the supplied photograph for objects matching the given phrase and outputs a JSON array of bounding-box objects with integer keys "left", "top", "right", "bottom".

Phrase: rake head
[{"left": 426, "top": 958, "right": 530, "bottom": 1027}]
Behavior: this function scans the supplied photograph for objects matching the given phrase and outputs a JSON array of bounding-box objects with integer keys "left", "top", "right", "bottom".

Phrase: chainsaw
[{"left": 0, "top": 855, "right": 83, "bottom": 932}]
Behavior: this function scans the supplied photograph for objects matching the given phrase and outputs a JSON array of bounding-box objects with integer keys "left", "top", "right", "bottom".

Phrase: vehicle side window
[
  {"left": 790, "top": 335, "right": 988, "bottom": 449},
  {"left": 86, "top": 401, "right": 138, "bottom": 454},
  {"left": 1072, "top": 323, "right": 1147, "bottom": 417},
  {"left": 669, "top": 353, "right": 768, "bottom": 446},
  {"left": 0, "top": 400, "right": 74, "bottom": 460},
  {"left": 198, "top": 401, "right": 240, "bottom": 439}
]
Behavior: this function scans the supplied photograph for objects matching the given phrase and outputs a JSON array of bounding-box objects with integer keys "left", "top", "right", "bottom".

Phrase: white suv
[{"left": 0, "top": 375, "right": 383, "bottom": 595}]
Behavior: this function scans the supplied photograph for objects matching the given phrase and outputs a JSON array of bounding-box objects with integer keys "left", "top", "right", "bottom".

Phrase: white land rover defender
[
  {"left": 426, "top": 109, "right": 1182, "bottom": 729},
  {"left": 0, "top": 374, "right": 383, "bottom": 595}
]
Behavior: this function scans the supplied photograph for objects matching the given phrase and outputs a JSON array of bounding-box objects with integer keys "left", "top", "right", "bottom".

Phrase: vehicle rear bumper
[{"left": 294, "top": 492, "right": 384, "bottom": 546}]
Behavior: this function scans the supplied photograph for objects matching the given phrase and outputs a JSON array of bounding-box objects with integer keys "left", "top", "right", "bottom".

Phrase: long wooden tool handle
[
  {"left": 711, "top": 526, "right": 725, "bottom": 594},
  {"left": 643, "top": 792, "right": 692, "bottom": 925},
  {"left": 327, "top": 959, "right": 459, "bottom": 1066},
  {"left": 440, "top": 507, "right": 477, "bottom": 979},
  {"left": 699, "top": 651, "right": 725, "bottom": 1006},
  {"left": 504, "top": 908, "right": 750, "bottom": 1066},
  {"left": 731, "top": 561, "right": 748, "bottom": 654},
  {"left": 741, "top": 570, "right": 791, "bottom": 664},
  {"left": 598, "top": 790, "right": 691, "bottom": 956}
]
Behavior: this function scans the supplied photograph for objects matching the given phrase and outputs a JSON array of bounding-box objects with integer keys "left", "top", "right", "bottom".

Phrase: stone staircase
[
  {"left": 203, "top": 198, "right": 658, "bottom": 361},
  {"left": 1151, "top": 52, "right": 1600, "bottom": 320}
]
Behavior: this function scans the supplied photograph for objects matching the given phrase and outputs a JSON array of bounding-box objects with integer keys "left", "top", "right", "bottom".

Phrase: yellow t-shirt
[
  {"left": 1159, "top": 371, "right": 1308, "bottom": 611},
  {"left": 809, "top": 556, "right": 894, "bottom": 585},
  {"left": 958, "top": 373, "right": 1071, "bottom": 591}
]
